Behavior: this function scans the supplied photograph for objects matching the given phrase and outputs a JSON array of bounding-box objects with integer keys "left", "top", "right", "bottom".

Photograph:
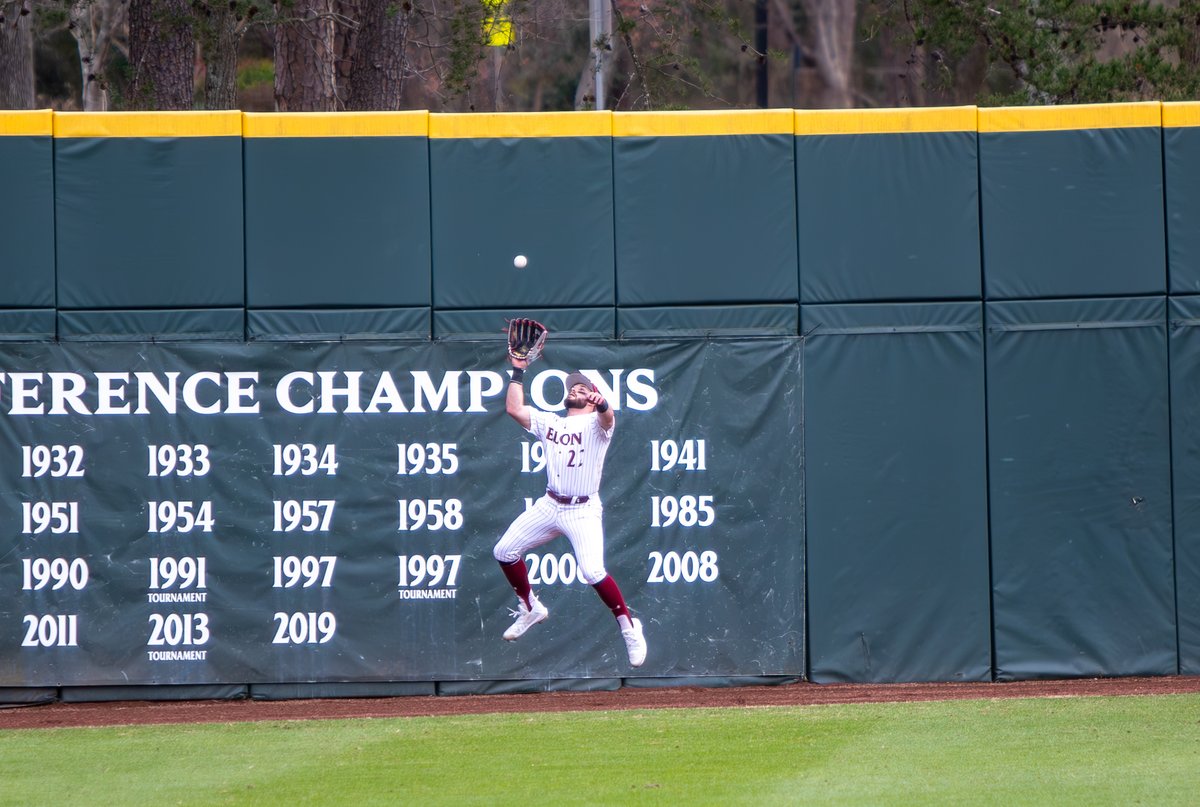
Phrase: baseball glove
[{"left": 506, "top": 317, "right": 548, "bottom": 363}]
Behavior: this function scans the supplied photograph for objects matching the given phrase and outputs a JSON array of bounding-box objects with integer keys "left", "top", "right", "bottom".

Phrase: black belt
[{"left": 547, "top": 489, "right": 591, "bottom": 505}]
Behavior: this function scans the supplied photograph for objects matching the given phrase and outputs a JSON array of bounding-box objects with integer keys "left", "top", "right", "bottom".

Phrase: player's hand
[
  {"left": 585, "top": 391, "right": 607, "bottom": 409},
  {"left": 511, "top": 357, "right": 529, "bottom": 369}
]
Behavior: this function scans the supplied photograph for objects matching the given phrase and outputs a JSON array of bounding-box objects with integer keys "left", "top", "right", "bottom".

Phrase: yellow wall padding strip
[
  {"left": 0, "top": 110, "right": 54, "bottom": 136},
  {"left": 613, "top": 109, "right": 795, "bottom": 137},
  {"left": 30, "top": 102, "right": 1183, "bottom": 138},
  {"left": 1163, "top": 102, "right": 1200, "bottom": 128},
  {"left": 54, "top": 111, "right": 243, "bottom": 138},
  {"left": 430, "top": 111, "right": 612, "bottom": 138},
  {"left": 978, "top": 102, "right": 1161, "bottom": 133},
  {"left": 795, "top": 106, "right": 977, "bottom": 135},
  {"left": 244, "top": 111, "right": 429, "bottom": 137}
]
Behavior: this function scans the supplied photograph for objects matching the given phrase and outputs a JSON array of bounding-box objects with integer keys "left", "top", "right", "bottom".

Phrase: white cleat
[
  {"left": 621, "top": 618, "right": 647, "bottom": 667},
  {"left": 503, "top": 595, "right": 549, "bottom": 641}
]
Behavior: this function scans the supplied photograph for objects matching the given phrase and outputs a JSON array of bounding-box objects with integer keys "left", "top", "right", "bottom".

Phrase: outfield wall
[{"left": 0, "top": 103, "right": 1197, "bottom": 701}]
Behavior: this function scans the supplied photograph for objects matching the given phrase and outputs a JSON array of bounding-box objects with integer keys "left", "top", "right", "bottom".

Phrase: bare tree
[
  {"left": 606, "top": 1, "right": 761, "bottom": 109},
  {"left": 346, "top": 0, "right": 412, "bottom": 109},
  {"left": 868, "top": 0, "right": 1200, "bottom": 106},
  {"left": 333, "top": 0, "right": 358, "bottom": 104},
  {"left": 194, "top": 1, "right": 262, "bottom": 110},
  {"left": 21, "top": 0, "right": 871, "bottom": 112},
  {"left": 67, "top": 0, "right": 127, "bottom": 111},
  {"left": 127, "top": 0, "right": 193, "bottom": 109},
  {"left": 0, "top": 1, "right": 35, "bottom": 109},
  {"left": 274, "top": 0, "right": 339, "bottom": 110},
  {"left": 799, "top": 0, "right": 855, "bottom": 108}
]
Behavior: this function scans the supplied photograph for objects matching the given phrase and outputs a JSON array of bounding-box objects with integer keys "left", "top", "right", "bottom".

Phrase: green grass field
[{"left": 2, "top": 695, "right": 1198, "bottom": 806}]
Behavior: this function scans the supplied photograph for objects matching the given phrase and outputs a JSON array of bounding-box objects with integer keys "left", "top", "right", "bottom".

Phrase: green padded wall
[
  {"left": 249, "top": 682, "right": 436, "bottom": 700},
  {"left": 53, "top": 113, "right": 244, "bottom": 312},
  {"left": 1170, "top": 295, "right": 1200, "bottom": 674},
  {"left": 429, "top": 113, "right": 614, "bottom": 310},
  {"left": 0, "top": 688, "right": 56, "bottom": 704},
  {"left": 613, "top": 112, "right": 798, "bottom": 306},
  {"left": 5, "top": 104, "right": 1200, "bottom": 690},
  {"left": 617, "top": 304, "right": 798, "bottom": 337},
  {"left": 433, "top": 307, "right": 614, "bottom": 339},
  {"left": 796, "top": 108, "right": 980, "bottom": 302},
  {"left": 0, "top": 113, "right": 55, "bottom": 314},
  {"left": 0, "top": 311, "right": 55, "bottom": 341},
  {"left": 804, "top": 301, "right": 991, "bottom": 683},
  {"left": 57, "top": 308, "right": 245, "bottom": 341},
  {"left": 1164, "top": 108, "right": 1200, "bottom": 294},
  {"left": 987, "top": 296, "right": 1175, "bottom": 679},
  {"left": 246, "top": 308, "right": 430, "bottom": 341},
  {"left": 244, "top": 115, "right": 431, "bottom": 310},
  {"left": 979, "top": 105, "right": 1165, "bottom": 300}
]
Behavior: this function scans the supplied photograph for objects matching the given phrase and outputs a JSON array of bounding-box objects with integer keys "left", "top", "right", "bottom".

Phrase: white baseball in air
[{"left": 513, "top": 255, "right": 528, "bottom": 269}]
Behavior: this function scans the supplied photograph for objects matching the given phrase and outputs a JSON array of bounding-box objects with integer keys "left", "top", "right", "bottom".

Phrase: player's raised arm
[
  {"left": 504, "top": 317, "right": 546, "bottom": 430},
  {"left": 587, "top": 390, "right": 614, "bottom": 430},
  {"left": 506, "top": 358, "right": 533, "bottom": 429}
]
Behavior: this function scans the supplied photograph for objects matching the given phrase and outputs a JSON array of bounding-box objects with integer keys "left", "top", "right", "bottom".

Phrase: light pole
[{"left": 589, "top": 0, "right": 609, "bottom": 109}]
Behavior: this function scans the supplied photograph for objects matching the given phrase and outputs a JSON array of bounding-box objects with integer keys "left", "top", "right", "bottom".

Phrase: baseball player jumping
[{"left": 493, "top": 332, "right": 647, "bottom": 667}]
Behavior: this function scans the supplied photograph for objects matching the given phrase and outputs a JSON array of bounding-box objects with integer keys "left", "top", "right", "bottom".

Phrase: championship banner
[{"left": 0, "top": 339, "right": 803, "bottom": 685}]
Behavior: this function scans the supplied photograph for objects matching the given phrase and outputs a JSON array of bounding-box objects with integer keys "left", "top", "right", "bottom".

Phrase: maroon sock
[
  {"left": 592, "top": 575, "right": 632, "bottom": 622},
  {"left": 499, "top": 559, "right": 532, "bottom": 608}
]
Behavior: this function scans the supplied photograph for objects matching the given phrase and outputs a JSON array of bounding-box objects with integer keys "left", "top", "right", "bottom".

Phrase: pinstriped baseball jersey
[{"left": 527, "top": 409, "right": 613, "bottom": 497}]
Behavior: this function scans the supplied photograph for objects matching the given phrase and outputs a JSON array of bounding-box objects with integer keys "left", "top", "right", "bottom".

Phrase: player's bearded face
[{"left": 566, "top": 385, "right": 590, "bottom": 409}]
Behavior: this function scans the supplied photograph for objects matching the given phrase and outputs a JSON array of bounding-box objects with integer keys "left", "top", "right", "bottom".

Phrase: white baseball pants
[{"left": 493, "top": 495, "right": 608, "bottom": 585}]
